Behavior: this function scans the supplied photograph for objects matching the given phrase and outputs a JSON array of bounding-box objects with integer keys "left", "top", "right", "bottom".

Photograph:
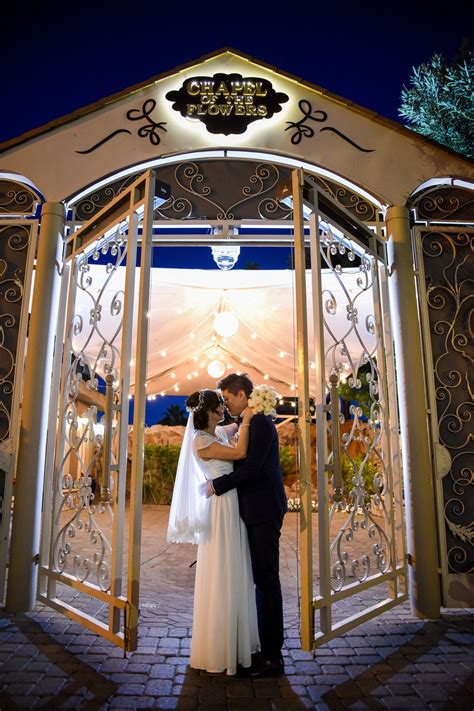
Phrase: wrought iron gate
[
  {"left": 414, "top": 223, "right": 474, "bottom": 607},
  {"left": 292, "top": 170, "right": 407, "bottom": 650},
  {"left": 38, "top": 171, "right": 156, "bottom": 651},
  {"left": 0, "top": 218, "right": 38, "bottom": 600}
]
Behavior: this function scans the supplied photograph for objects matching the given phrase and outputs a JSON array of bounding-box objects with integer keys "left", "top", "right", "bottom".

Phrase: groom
[{"left": 202, "top": 372, "right": 287, "bottom": 677}]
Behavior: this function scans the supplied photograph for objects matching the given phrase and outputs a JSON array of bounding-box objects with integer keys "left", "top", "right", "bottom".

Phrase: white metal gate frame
[
  {"left": 292, "top": 169, "right": 408, "bottom": 650},
  {"left": 38, "top": 171, "right": 155, "bottom": 651}
]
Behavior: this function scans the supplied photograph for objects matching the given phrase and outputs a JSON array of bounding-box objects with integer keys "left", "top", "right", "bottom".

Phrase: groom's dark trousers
[{"left": 212, "top": 413, "right": 287, "bottom": 660}]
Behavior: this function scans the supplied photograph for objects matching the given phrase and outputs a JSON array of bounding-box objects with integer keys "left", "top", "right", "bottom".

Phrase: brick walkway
[{"left": 1, "top": 506, "right": 473, "bottom": 710}]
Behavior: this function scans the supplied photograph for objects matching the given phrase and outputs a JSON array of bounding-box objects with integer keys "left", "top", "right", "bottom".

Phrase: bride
[{"left": 167, "top": 389, "right": 260, "bottom": 675}]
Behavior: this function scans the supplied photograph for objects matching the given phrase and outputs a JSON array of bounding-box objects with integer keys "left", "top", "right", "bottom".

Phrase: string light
[
  {"left": 264, "top": 374, "right": 269, "bottom": 380},
  {"left": 279, "top": 351, "right": 285, "bottom": 358},
  {"left": 161, "top": 350, "right": 167, "bottom": 357},
  {"left": 251, "top": 332, "right": 257, "bottom": 340},
  {"left": 170, "top": 372, "right": 176, "bottom": 378},
  {"left": 174, "top": 384, "right": 180, "bottom": 392},
  {"left": 214, "top": 311, "right": 239, "bottom": 338},
  {"left": 207, "top": 359, "right": 225, "bottom": 378}
]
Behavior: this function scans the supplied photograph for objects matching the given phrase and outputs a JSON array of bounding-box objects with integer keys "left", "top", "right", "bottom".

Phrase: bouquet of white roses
[{"left": 248, "top": 384, "right": 280, "bottom": 416}]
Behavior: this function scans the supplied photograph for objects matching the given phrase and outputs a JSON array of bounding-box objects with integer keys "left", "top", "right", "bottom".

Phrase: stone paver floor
[{"left": 1, "top": 506, "right": 473, "bottom": 710}]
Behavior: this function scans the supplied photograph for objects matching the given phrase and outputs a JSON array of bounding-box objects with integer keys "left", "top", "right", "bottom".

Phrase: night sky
[
  {"left": 1, "top": 2, "right": 471, "bottom": 144},
  {"left": 1, "top": 2, "right": 471, "bottom": 422}
]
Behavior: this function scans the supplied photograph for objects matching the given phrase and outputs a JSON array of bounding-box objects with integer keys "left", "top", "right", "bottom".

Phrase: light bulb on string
[
  {"left": 207, "top": 360, "right": 226, "bottom": 378},
  {"left": 214, "top": 311, "right": 239, "bottom": 338}
]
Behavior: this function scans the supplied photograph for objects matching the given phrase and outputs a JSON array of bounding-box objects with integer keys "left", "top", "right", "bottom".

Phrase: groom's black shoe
[{"left": 247, "top": 654, "right": 284, "bottom": 678}]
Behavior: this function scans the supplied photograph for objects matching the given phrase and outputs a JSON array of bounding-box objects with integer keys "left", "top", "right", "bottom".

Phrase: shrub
[
  {"left": 143, "top": 444, "right": 181, "bottom": 504},
  {"left": 279, "top": 445, "right": 296, "bottom": 478},
  {"left": 142, "top": 442, "right": 299, "bottom": 504},
  {"left": 340, "top": 455, "right": 380, "bottom": 504}
]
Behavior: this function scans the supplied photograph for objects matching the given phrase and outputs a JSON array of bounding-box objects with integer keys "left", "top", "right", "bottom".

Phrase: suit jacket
[{"left": 212, "top": 413, "right": 287, "bottom": 525}]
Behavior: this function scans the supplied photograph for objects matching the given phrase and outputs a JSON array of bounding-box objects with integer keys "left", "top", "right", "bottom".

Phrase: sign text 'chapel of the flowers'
[{"left": 166, "top": 73, "right": 289, "bottom": 135}]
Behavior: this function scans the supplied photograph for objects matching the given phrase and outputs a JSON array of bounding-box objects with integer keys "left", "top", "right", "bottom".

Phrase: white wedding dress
[{"left": 190, "top": 428, "right": 260, "bottom": 675}]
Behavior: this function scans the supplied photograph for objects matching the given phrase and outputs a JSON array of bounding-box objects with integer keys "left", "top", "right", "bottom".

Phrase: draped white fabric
[
  {"left": 166, "top": 412, "right": 211, "bottom": 544},
  {"left": 72, "top": 267, "right": 377, "bottom": 396}
]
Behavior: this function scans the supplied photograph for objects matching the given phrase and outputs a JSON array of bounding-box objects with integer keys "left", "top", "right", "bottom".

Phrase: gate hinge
[
  {"left": 406, "top": 553, "right": 414, "bottom": 566},
  {"left": 33, "top": 553, "right": 40, "bottom": 565}
]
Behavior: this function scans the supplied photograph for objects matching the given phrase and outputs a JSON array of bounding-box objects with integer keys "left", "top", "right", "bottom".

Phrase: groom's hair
[{"left": 217, "top": 372, "right": 253, "bottom": 397}]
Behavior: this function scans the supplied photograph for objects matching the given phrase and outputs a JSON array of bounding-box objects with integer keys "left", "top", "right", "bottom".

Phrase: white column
[
  {"left": 386, "top": 205, "right": 441, "bottom": 618},
  {"left": 6, "top": 202, "right": 65, "bottom": 612}
]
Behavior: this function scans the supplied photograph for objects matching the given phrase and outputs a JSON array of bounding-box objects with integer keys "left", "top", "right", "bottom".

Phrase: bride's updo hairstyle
[{"left": 186, "top": 389, "right": 222, "bottom": 431}]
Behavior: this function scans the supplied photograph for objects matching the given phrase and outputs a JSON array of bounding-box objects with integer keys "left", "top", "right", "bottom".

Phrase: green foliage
[
  {"left": 142, "top": 442, "right": 296, "bottom": 504},
  {"left": 279, "top": 445, "right": 295, "bottom": 478},
  {"left": 338, "top": 370, "right": 373, "bottom": 419},
  {"left": 143, "top": 444, "right": 181, "bottom": 504},
  {"left": 340, "top": 455, "right": 380, "bottom": 503},
  {"left": 399, "top": 40, "right": 473, "bottom": 158},
  {"left": 158, "top": 404, "right": 187, "bottom": 426}
]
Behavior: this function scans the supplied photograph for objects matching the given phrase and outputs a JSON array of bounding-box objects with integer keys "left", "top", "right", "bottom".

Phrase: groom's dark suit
[{"left": 212, "top": 412, "right": 287, "bottom": 661}]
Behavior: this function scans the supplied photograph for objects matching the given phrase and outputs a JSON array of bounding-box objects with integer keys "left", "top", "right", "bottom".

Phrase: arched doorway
[{"left": 33, "top": 153, "right": 407, "bottom": 652}]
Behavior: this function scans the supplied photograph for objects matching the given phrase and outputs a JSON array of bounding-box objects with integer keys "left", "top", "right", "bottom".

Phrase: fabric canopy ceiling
[{"left": 73, "top": 267, "right": 377, "bottom": 397}]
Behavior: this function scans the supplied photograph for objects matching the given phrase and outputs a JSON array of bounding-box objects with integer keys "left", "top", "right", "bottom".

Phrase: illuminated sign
[{"left": 166, "top": 73, "right": 289, "bottom": 135}]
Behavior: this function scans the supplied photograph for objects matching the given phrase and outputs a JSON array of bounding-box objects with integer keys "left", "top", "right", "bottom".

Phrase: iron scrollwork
[
  {"left": 411, "top": 187, "right": 474, "bottom": 222},
  {"left": 73, "top": 175, "right": 138, "bottom": 222},
  {"left": 155, "top": 161, "right": 292, "bottom": 221},
  {"left": 317, "top": 221, "right": 392, "bottom": 591},
  {"left": 0, "top": 180, "right": 41, "bottom": 215},
  {"left": 53, "top": 226, "right": 128, "bottom": 590},
  {"left": 422, "top": 229, "right": 473, "bottom": 573},
  {"left": 0, "top": 224, "right": 32, "bottom": 444}
]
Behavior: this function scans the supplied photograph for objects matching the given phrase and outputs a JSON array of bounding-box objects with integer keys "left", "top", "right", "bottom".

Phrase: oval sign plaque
[{"left": 166, "top": 73, "right": 289, "bottom": 135}]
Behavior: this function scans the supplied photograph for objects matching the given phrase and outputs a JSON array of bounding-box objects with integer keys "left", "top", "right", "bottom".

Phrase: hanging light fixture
[
  {"left": 207, "top": 359, "right": 226, "bottom": 378},
  {"left": 213, "top": 310, "right": 239, "bottom": 337}
]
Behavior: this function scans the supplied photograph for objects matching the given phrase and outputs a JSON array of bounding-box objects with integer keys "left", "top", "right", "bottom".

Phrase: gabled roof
[{"left": 0, "top": 47, "right": 472, "bottom": 164}]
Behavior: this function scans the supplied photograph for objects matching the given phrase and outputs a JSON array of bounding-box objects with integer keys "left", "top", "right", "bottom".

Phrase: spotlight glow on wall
[{"left": 213, "top": 311, "right": 239, "bottom": 337}]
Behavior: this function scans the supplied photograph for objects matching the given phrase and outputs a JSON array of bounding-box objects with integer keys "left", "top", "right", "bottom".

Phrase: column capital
[
  {"left": 40, "top": 201, "right": 66, "bottom": 219},
  {"left": 385, "top": 205, "right": 410, "bottom": 223}
]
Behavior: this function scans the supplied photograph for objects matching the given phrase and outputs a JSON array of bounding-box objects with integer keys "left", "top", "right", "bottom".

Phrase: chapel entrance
[{"left": 37, "top": 156, "right": 407, "bottom": 652}]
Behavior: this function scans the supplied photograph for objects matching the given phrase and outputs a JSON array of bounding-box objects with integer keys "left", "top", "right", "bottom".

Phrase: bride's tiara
[{"left": 186, "top": 390, "right": 207, "bottom": 413}]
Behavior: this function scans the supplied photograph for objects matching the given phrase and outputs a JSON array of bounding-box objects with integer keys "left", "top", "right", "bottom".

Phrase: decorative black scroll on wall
[{"left": 285, "top": 100, "right": 375, "bottom": 152}]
